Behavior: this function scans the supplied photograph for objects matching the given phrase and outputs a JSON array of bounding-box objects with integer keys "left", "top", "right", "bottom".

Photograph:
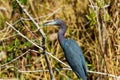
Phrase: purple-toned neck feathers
[{"left": 44, "top": 19, "right": 67, "bottom": 45}]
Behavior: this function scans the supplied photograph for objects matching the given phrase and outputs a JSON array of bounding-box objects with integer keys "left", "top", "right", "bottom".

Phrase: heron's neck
[{"left": 58, "top": 25, "right": 67, "bottom": 45}]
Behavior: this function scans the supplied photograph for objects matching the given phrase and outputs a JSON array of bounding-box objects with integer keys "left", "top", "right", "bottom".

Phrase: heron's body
[
  {"left": 60, "top": 39, "right": 87, "bottom": 80},
  {"left": 44, "top": 19, "right": 87, "bottom": 80}
]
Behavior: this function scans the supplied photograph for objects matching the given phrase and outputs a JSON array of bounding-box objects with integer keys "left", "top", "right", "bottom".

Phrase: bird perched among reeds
[{"left": 44, "top": 19, "right": 87, "bottom": 80}]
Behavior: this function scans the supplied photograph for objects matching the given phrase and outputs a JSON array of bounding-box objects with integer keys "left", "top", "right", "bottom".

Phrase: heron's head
[{"left": 43, "top": 19, "right": 66, "bottom": 27}]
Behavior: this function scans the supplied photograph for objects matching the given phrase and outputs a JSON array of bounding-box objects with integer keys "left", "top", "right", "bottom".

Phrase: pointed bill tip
[{"left": 43, "top": 20, "right": 56, "bottom": 26}]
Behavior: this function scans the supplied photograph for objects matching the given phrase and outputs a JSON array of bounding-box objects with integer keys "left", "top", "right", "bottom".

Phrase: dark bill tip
[{"left": 42, "top": 20, "right": 57, "bottom": 26}]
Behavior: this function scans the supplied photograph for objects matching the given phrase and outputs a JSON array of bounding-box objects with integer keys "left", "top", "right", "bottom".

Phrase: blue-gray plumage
[{"left": 44, "top": 19, "right": 87, "bottom": 80}]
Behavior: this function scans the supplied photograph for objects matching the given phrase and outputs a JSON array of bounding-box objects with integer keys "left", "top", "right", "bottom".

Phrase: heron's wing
[{"left": 61, "top": 39, "right": 87, "bottom": 76}]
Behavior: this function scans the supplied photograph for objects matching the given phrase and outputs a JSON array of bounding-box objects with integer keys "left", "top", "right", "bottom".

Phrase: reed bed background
[{"left": 0, "top": 0, "right": 119, "bottom": 80}]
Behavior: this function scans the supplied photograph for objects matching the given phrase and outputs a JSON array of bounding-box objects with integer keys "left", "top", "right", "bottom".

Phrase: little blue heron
[{"left": 44, "top": 19, "right": 87, "bottom": 80}]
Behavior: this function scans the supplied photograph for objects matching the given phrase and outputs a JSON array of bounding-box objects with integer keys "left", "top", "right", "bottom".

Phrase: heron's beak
[{"left": 43, "top": 20, "right": 57, "bottom": 26}]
